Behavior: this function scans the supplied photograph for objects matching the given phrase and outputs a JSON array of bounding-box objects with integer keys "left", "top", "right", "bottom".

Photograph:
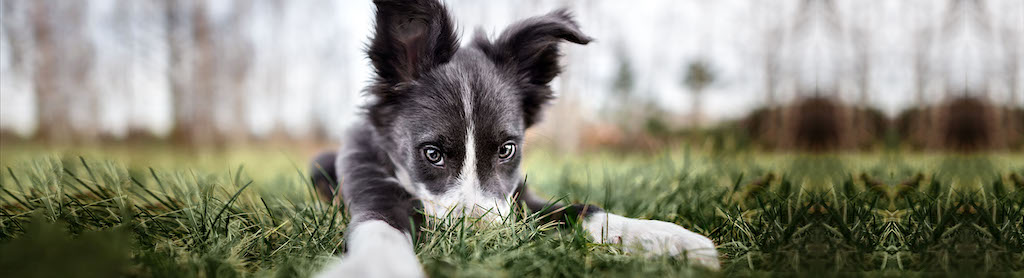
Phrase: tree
[
  {"left": 608, "top": 52, "right": 642, "bottom": 133},
  {"left": 682, "top": 60, "right": 716, "bottom": 127},
  {"left": 612, "top": 53, "right": 635, "bottom": 102},
  {"left": 30, "top": 0, "right": 96, "bottom": 143}
]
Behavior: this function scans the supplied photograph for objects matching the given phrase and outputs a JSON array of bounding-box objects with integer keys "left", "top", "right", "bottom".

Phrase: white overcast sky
[{"left": 1, "top": 0, "right": 1021, "bottom": 137}]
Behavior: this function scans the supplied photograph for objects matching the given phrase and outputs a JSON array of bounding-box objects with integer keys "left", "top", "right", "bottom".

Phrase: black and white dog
[{"left": 311, "top": 0, "right": 718, "bottom": 276}]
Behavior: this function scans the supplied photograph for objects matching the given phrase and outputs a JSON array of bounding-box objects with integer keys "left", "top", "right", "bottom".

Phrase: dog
[{"left": 311, "top": 1, "right": 719, "bottom": 276}]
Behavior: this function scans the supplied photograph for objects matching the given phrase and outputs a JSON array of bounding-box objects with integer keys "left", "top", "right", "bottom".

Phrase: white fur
[
  {"left": 584, "top": 212, "right": 720, "bottom": 269},
  {"left": 316, "top": 220, "right": 425, "bottom": 278},
  {"left": 390, "top": 160, "right": 421, "bottom": 196}
]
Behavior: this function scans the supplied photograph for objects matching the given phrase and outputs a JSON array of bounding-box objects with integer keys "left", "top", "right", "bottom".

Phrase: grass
[{"left": 1, "top": 145, "right": 1023, "bottom": 277}]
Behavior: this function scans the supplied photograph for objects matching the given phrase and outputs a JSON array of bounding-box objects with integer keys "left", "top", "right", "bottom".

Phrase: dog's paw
[
  {"left": 316, "top": 253, "right": 424, "bottom": 278},
  {"left": 584, "top": 212, "right": 720, "bottom": 270},
  {"left": 316, "top": 220, "right": 425, "bottom": 278}
]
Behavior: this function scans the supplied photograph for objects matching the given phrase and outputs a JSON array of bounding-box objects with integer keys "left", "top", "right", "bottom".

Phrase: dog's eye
[
  {"left": 498, "top": 142, "right": 517, "bottom": 161},
  {"left": 422, "top": 146, "right": 444, "bottom": 167}
]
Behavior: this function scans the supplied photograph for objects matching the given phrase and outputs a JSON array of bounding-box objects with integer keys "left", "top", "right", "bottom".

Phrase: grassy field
[{"left": 1, "top": 144, "right": 1023, "bottom": 277}]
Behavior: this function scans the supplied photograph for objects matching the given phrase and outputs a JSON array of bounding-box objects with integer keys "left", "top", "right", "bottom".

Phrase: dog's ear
[
  {"left": 367, "top": 0, "right": 459, "bottom": 131},
  {"left": 475, "top": 9, "right": 592, "bottom": 127},
  {"left": 369, "top": 0, "right": 459, "bottom": 85}
]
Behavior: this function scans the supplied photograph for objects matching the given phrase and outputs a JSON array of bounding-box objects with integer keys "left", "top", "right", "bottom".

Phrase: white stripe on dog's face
[{"left": 457, "top": 84, "right": 479, "bottom": 195}]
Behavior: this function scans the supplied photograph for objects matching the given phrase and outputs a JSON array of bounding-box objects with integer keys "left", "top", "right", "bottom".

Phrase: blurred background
[
  {"left": 4, "top": 2, "right": 1024, "bottom": 275},
  {"left": 1, "top": 0, "right": 1022, "bottom": 153}
]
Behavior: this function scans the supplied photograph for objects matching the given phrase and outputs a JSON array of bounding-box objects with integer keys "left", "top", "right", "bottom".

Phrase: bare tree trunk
[
  {"left": 764, "top": 47, "right": 779, "bottom": 107},
  {"left": 165, "top": 0, "right": 193, "bottom": 144},
  {"left": 30, "top": 0, "right": 70, "bottom": 143},
  {"left": 190, "top": 1, "right": 217, "bottom": 146},
  {"left": 65, "top": 1, "right": 98, "bottom": 143},
  {"left": 1001, "top": 28, "right": 1020, "bottom": 107},
  {"left": 693, "top": 91, "right": 705, "bottom": 128},
  {"left": 2, "top": 1, "right": 33, "bottom": 136},
  {"left": 913, "top": 35, "right": 929, "bottom": 107},
  {"left": 910, "top": 27, "right": 932, "bottom": 147},
  {"left": 223, "top": 0, "right": 253, "bottom": 144},
  {"left": 264, "top": 0, "right": 288, "bottom": 142}
]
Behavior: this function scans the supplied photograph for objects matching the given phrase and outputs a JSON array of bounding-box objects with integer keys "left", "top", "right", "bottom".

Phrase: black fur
[
  {"left": 367, "top": 0, "right": 459, "bottom": 130},
  {"left": 474, "top": 9, "right": 593, "bottom": 127},
  {"left": 337, "top": 123, "right": 421, "bottom": 231},
  {"left": 310, "top": 151, "right": 339, "bottom": 201},
  {"left": 514, "top": 181, "right": 601, "bottom": 225}
]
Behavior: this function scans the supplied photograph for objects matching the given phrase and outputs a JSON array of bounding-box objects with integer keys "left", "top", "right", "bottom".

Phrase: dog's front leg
[
  {"left": 316, "top": 130, "right": 426, "bottom": 278},
  {"left": 316, "top": 219, "right": 424, "bottom": 278},
  {"left": 582, "top": 211, "right": 720, "bottom": 269},
  {"left": 517, "top": 185, "right": 720, "bottom": 269},
  {"left": 316, "top": 186, "right": 425, "bottom": 278}
]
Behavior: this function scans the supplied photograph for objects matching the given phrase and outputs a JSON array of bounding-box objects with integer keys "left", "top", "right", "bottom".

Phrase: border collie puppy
[{"left": 311, "top": 0, "right": 719, "bottom": 276}]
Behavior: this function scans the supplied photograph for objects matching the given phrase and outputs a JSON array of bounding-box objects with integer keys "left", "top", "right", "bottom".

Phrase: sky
[{"left": 0, "top": 0, "right": 1021, "bottom": 139}]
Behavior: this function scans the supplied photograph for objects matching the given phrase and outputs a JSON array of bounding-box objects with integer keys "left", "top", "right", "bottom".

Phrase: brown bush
[
  {"left": 743, "top": 96, "right": 887, "bottom": 151},
  {"left": 898, "top": 97, "right": 1022, "bottom": 151}
]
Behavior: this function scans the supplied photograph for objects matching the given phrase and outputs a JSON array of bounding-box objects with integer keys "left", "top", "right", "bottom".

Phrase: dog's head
[{"left": 364, "top": 0, "right": 590, "bottom": 220}]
